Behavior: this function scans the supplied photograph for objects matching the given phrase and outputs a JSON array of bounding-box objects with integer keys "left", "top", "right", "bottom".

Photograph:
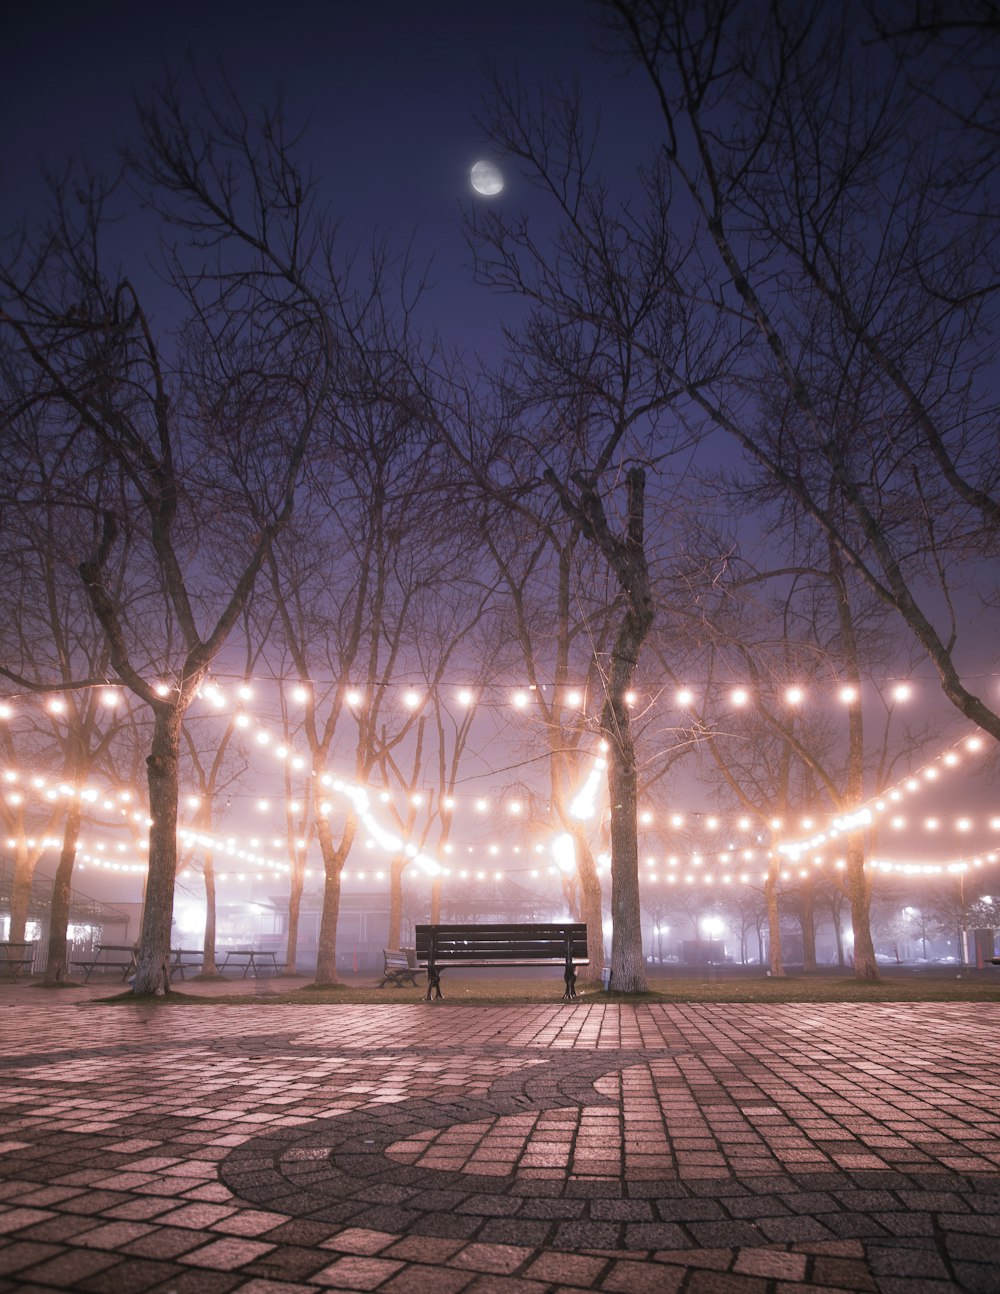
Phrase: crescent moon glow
[{"left": 470, "top": 160, "right": 504, "bottom": 196}]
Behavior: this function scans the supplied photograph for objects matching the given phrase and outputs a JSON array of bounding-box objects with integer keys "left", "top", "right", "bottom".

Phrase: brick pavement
[{"left": 0, "top": 992, "right": 997, "bottom": 1291}]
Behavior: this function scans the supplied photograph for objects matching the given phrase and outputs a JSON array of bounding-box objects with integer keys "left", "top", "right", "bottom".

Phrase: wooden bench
[
  {"left": 378, "top": 948, "right": 420, "bottom": 988},
  {"left": 71, "top": 944, "right": 137, "bottom": 982},
  {"left": 0, "top": 942, "right": 36, "bottom": 980},
  {"left": 169, "top": 948, "right": 208, "bottom": 979},
  {"left": 415, "top": 923, "right": 588, "bottom": 1001}
]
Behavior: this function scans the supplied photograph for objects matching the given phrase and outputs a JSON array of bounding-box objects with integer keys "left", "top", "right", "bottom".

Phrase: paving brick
[
  {"left": 382, "top": 1267, "right": 475, "bottom": 1293},
  {"left": 810, "top": 1255, "right": 879, "bottom": 1289},
  {"left": 73, "top": 1258, "right": 182, "bottom": 1293},
  {"left": 524, "top": 1250, "right": 608, "bottom": 1283},
  {"left": 14, "top": 1247, "right": 120, "bottom": 1286},
  {"left": 241, "top": 1242, "right": 337, "bottom": 1281},
  {"left": 309, "top": 1254, "right": 407, "bottom": 1288},
  {"left": 601, "top": 1257, "right": 685, "bottom": 1291},
  {"left": 451, "top": 1242, "right": 533, "bottom": 1273},
  {"left": 319, "top": 1225, "right": 397, "bottom": 1254},
  {"left": 0, "top": 1241, "right": 64, "bottom": 1275},
  {"left": 685, "top": 1272, "right": 769, "bottom": 1293},
  {"left": 178, "top": 1236, "right": 277, "bottom": 1269},
  {"left": 462, "top": 1278, "right": 551, "bottom": 1294},
  {"left": 145, "top": 1270, "right": 243, "bottom": 1293},
  {"left": 231, "top": 1282, "right": 319, "bottom": 1294},
  {"left": 122, "top": 1227, "right": 210, "bottom": 1259}
]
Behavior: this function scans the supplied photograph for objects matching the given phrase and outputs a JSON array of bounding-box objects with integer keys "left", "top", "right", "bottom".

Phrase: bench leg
[
  {"left": 563, "top": 964, "right": 577, "bottom": 1001},
  {"left": 424, "top": 966, "right": 443, "bottom": 1000}
]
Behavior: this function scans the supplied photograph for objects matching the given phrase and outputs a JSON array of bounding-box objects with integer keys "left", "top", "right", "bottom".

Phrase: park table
[{"left": 220, "top": 949, "right": 283, "bottom": 978}]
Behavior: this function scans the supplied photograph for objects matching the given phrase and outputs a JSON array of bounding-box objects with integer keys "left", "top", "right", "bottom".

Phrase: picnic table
[
  {"left": 71, "top": 944, "right": 137, "bottom": 983},
  {"left": 220, "top": 949, "right": 284, "bottom": 978},
  {"left": 0, "top": 942, "right": 36, "bottom": 980},
  {"left": 169, "top": 948, "right": 209, "bottom": 979}
]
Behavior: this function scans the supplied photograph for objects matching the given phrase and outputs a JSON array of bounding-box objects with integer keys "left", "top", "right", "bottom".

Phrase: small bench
[
  {"left": 71, "top": 944, "right": 137, "bottom": 982},
  {"left": 169, "top": 948, "right": 209, "bottom": 979},
  {"left": 415, "top": 923, "right": 588, "bottom": 1001},
  {"left": 378, "top": 948, "right": 420, "bottom": 988},
  {"left": 0, "top": 942, "right": 36, "bottom": 980}
]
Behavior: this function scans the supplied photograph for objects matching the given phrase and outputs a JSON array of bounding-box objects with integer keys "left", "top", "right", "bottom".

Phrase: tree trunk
[
  {"left": 44, "top": 800, "right": 83, "bottom": 984},
  {"left": 831, "top": 902, "right": 845, "bottom": 966},
  {"left": 286, "top": 852, "right": 303, "bottom": 974},
  {"left": 561, "top": 873, "right": 582, "bottom": 920},
  {"left": 388, "top": 855, "right": 406, "bottom": 948},
  {"left": 201, "top": 852, "right": 218, "bottom": 976},
  {"left": 605, "top": 700, "right": 647, "bottom": 993},
  {"left": 9, "top": 842, "right": 33, "bottom": 945},
  {"left": 430, "top": 875, "right": 442, "bottom": 924},
  {"left": 765, "top": 859, "right": 784, "bottom": 977},
  {"left": 314, "top": 813, "right": 354, "bottom": 984},
  {"left": 846, "top": 835, "right": 879, "bottom": 979},
  {"left": 133, "top": 704, "right": 182, "bottom": 995},
  {"left": 800, "top": 876, "right": 817, "bottom": 971},
  {"left": 571, "top": 824, "right": 605, "bottom": 985},
  {"left": 544, "top": 467, "right": 652, "bottom": 993}
]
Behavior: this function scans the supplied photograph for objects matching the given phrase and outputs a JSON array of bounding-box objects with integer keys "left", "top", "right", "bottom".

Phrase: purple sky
[{"left": 3, "top": 0, "right": 650, "bottom": 357}]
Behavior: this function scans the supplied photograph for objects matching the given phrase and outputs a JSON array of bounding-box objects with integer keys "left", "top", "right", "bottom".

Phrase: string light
[
  {"left": 3, "top": 683, "right": 998, "bottom": 899},
  {"left": 4, "top": 671, "right": 995, "bottom": 724}
]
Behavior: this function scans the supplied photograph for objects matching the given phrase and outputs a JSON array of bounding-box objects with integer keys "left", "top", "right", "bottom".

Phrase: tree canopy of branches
[{"left": 0, "top": 79, "right": 365, "bottom": 992}]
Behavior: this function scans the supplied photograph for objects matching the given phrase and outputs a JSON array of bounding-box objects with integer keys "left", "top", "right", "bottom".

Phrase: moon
[{"left": 470, "top": 160, "right": 504, "bottom": 196}]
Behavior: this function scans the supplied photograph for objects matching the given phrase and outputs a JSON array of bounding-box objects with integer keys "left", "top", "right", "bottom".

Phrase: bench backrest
[{"left": 415, "top": 923, "right": 587, "bottom": 964}]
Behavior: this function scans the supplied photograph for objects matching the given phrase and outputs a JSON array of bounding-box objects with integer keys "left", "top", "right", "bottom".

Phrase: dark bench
[
  {"left": 378, "top": 948, "right": 420, "bottom": 988},
  {"left": 0, "top": 942, "right": 36, "bottom": 980},
  {"left": 169, "top": 948, "right": 209, "bottom": 979},
  {"left": 71, "top": 944, "right": 137, "bottom": 982},
  {"left": 415, "top": 923, "right": 588, "bottom": 1001}
]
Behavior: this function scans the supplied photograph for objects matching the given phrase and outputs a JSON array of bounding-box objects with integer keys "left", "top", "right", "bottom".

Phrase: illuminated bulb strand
[
  {"left": 79, "top": 834, "right": 1000, "bottom": 890},
  {"left": 5, "top": 755, "right": 1000, "bottom": 881},
  {"left": 0, "top": 673, "right": 962, "bottom": 726},
  {"left": 1, "top": 769, "right": 146, "bottom": 818},
  {"left": 5, "top": 722, "right": 996, "bottom": 871},
  {"left": 5, "top": 736, "right": 1000, "bottom": 880},
  {"left": 778, "top": 731, "right": 991, "bottom": 861},
  {"left": 226, "top": 703, "right": 997, "bottom": 843},
  {"left": 2, "top": 690, "right": 991, "bottom": 837}
]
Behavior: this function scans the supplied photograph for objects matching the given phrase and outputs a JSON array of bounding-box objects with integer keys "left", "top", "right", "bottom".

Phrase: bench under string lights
[{"left": 414, "top": 923, "right": 588, "bottom": 1002}]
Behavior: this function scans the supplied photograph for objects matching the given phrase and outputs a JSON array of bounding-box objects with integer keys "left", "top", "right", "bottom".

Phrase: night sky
[{"left": 3, "top": 0, "right": 648, "bottom": 358}]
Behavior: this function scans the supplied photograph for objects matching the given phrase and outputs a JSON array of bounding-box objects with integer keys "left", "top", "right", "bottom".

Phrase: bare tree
[
  {"left": 264, "top": 351, "right": 455, "bottom": 983},
  {"left": 0, "top": 82, "right": 350, "bottom": 992},
  {"left": 601, "top": 0, "right": 1000, "bottom": 744},
  {"left": 0, "top": 436, "right": 140, "bottom": 979},
  {"left": 180, "top": 711, "right": 248, "bottom": 978},
  {"left": 377, "top": 578, "right": 499, "bottom": 951},
  {"left": 478, "top": 508, "right": 612, "bottom": 982}
]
